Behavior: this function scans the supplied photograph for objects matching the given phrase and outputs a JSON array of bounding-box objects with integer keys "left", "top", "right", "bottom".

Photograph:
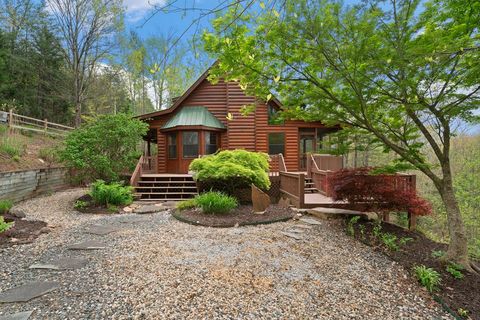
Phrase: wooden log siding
[
  {"left": 279, "top": 172, "right": 305, "bottom": 208},
  {"left": 144, "top": 77, "right": 328, "bottom": 173}
]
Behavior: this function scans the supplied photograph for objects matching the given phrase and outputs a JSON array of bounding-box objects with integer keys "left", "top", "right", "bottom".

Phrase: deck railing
[
  {"left": 269, "top": 153, "right": 287, "bottom": 176},
  {"left": 142, "top": 155, "right": 157, "bottom": 173},
  {"left": 279, "top": 172, "right": 305, "bottom": 208},
  {"left": 2, "top": 110, "right": 74, "bottom": 136},
  {"left": 129, "top": 155, "right": 144, "bottom": 187}
]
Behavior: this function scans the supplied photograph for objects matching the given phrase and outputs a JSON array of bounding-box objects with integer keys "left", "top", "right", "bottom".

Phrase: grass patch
[
  {"left": 195, "top": 191, "right": 238, "bottom": 214},
  {"left": 0, "top": 200, "right": 13, "bottom": 214}
]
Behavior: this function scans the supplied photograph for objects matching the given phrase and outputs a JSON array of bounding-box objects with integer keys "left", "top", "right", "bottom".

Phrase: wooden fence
[{"left": 1, "top": 110, "right": 74, "bottom": 136}]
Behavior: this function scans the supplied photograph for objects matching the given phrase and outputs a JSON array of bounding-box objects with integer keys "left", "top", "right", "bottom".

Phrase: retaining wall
[{"left": 0, "top": 167, "right": 70, "bottom": 203}]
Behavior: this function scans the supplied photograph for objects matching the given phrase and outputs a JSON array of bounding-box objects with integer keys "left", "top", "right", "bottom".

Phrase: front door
[{"left": 299, "top": 134, "right": 315, "bottom": 170}]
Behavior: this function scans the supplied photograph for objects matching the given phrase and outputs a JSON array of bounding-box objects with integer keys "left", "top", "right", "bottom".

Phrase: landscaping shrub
[
  {"left": 195, "top": 191, "right": 238, "bottom": 214},
  {"left": 176, "top": 199, "right": 197, "bottom": 211},
  {"left": 329, "top": 167, "right": 432, "bottom": 216},
  {"left": 89, "top": 180, "right": 133, "bottom": 207},
  {"left": 0, "top": 200, "right": 13, "bottom": 214},
  {"left": 60, "top": 113, "right": 148, "bottom": 182},
  {"left": 0, "top": 216, "right": 14, "bottom": 233},
  {"left": 189, "top": 149, "right": 270, "bottom": 195},
  {"left": 413, "top": 265, "right": 441, "bottom": 292}
]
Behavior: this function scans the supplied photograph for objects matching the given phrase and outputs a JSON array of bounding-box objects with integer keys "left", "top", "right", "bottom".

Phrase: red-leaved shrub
[{"left": 329, "top": 167, "right": 432, "bottom": 216}]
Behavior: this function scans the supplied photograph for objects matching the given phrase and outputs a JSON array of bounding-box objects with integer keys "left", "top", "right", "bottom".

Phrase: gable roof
[
  {"left": 137, "top": 62, "right": 283, "bottom": 120},
  {"left": 161, "top": 106, "right": 226, "bottom": 130}
]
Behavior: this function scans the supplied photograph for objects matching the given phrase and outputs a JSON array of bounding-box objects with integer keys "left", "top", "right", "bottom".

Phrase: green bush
[
  {"left": 189, "top": 149, "right": 270, "bottom": 195},
  {"left": 195, "top": 191, "right": 238, "bottom": 214},
  {"left": 0, "top": 139, "right": 23, "bottom": 158},
  {"left": 176, "top": 199, "right": 197, "bottom": 211},
  {"left": 60, "top": 113, "right": 148, "bottom": 182},
  {"left": 413, "top": 265, "right": 441, "bottom": 292},
  {"left": 74, "top": 200, "right": 88, "bottom": 210},
  {"left": 0, "top": 200, "right": 13, "bottom": 214},
  {"left": 446, "top": 262, "right": 464, "bottom": 279},
  {"left": 381, "top": 232, "right": 400, "bottom": 251},
  {"left": 89, "top": 180, "right": 133, "bottom": 207},
  {"left": 0, "top": 216, "right": 14, "bottom": 233}
]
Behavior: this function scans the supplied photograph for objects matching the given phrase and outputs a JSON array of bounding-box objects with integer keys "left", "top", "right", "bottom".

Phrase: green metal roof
[{"left": 161, "top": 106, "right": 226, "bottom": 130}]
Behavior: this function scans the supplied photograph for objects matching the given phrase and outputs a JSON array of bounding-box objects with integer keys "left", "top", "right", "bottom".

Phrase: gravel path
[{"left": 0, "top": 189, "right": 450, "bottom": 319}]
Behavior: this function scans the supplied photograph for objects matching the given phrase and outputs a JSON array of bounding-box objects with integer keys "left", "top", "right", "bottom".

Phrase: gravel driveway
[{"left": 0, "top": 189, "right": 450, "bottom": 319}]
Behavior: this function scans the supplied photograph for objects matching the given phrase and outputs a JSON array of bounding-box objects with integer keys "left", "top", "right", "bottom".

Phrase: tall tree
[
  {"left": 203, "top": 0, "right": 480, "bottom": 267},
  {"left": 48, "top": 0, "right": 123, "bottom": 127}
]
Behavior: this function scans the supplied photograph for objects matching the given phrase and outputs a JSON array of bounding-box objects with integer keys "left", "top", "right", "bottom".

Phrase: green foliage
[
  {"left": 195, "top": 191, "right": 238, "bottom": 214},
  {"left": 0, "top": 200, "right": 13, "bottom": 214},
  {"left": 204, "top": 0, "right": 480, "bottom": 263},
  {"left": 359, "top": 224, "right": 366, "bottom": 241},
  {"left": 89, "top": 180, "right": 133, "bottom": 207},
  {"left": 446, "top": 262, "right": 464, "bottom": 279},
  {"left": 0, "top": 216, "right": 14, "bottom": 233},
  {"left": 431, "top": 250, "right": 446, "bottom": 259},
  {"left": 60, "top": 114, "right": 148, "bottom": 182},
  {"left": 457, "top": 308, "right": 469, "bottom": 318},
  {"left": 399, "top": 237, "right": 413, "bottom": 246},
  {"left": 346, "top": 216, "right": 361, "bottom": 236},
  {"left": 74, "top": 200, "right": 88, "bottom": 210},
  {"left": 176, "top": 199, "right": 197, "bottom": 211},
  {"left": 107, "top": 204, "right": 119, "bottom": 213},
  {"left": 373, "top": 221, "right": 382, "bottom": 238},
  {"left": 0, "top": 136, "right": 24, "bottom": 158},
  {"left": 381, "top": 233, "right": 399, "bottom": 251},
  {"left": 189, "top": 149, "right": 270, "bottom": 194},
  {"left": 413, "top": 265, "right": 441, "bottom": 292}
]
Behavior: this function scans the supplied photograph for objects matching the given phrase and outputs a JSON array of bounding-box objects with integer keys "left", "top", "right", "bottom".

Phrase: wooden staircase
[
  {"left": 304, "top": 177, "right": 319, "bottom": 194},
  {"left": 134, "top": 174, "right": 198, "bottom": 201}
]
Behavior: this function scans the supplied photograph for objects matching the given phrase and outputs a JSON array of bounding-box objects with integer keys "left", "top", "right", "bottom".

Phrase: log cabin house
[
  {"left": 130, "top": 64, "right": 417, "bottom": 223},
  {"left": 135, "top": 66, "right": 337, "bottom": 175}
]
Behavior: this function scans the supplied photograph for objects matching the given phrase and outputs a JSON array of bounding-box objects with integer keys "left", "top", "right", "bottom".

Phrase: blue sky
[{"left": 124, "top": 0, "right": 224, "bottom": 43}]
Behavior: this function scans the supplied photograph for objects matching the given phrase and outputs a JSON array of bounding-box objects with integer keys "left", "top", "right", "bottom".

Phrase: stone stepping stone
[
  {"left": 117, "top": 217, "right": 149, "bottom": 224},
  {"left": 84, "top": 224, "right": 120, "bottom": 235},
  {"left": 68, "top": 240, "right": 105, "bottom": 250},
  {"left": 29, "top": 257, "right": 88, "bottom": 270},
  {"left": 294, "top": 224, "right": 313, "bottom": 229},
  {"left": 133, "top": 205, "right": 165, "bottom": 214},
  {"left": 0, "top": 311, "right": 33, "bottom": 320},
  {"left": 299, "top": 217, "right": 322, "bottom": 225},
  {"left": 285, "top": 228, "right": 306, "bottom": 234},
  {"left": 281, "top": 231, "right": 304, "bottom": 240},
  {"left": 0, "top": 282, "right": 59, "bottom": 303}
]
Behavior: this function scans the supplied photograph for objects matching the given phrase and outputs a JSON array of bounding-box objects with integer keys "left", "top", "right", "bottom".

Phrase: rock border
[{"left": 171, "top": 210, "right": 293, "bottom": 228}]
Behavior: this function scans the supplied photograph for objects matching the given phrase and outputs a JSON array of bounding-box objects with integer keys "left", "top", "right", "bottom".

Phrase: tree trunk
[{"left": 437, "top": 166, "right": 470, "bottom": 267}]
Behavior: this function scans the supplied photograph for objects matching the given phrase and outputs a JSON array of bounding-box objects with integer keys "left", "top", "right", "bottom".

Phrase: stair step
[
  {"left": 138, "top": 181, "right": 196, "bottom": 185},
  {"left": 135, "top": 186, "right": 198, "bottom": 190}
]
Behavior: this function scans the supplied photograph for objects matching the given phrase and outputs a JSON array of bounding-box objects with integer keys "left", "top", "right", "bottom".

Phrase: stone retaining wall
[{"left": 0, "top": 167, "right": 70, "bottom": 203}]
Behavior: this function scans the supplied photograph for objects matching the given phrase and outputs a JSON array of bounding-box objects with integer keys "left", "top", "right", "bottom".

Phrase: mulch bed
[
  {"left": 0, "top": 214, "right": 48, "bottom": 248},
  {"left": 74, "top": 194, "right": 116, "bottom": 215},
  {"left": 172, "top": 204, "right": 295, "bottom": 227},
  {"left": 347, "top": 219, "right": 480, "bottom": 320}
]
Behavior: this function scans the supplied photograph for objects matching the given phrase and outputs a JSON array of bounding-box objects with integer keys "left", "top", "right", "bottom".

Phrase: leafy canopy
[
  {"left": 61, "top": 113, "right": 148, "bottom": 182},
  {"left": 203, "top": 0, "right": 480, "bottom": 185},
  {"left": 189, "top": 149, "right": 271, "bottom": 193}
]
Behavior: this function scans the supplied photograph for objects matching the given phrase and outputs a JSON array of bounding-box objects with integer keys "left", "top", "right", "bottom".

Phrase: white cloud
[{"left": 124, "top": 0, "right": 166, "bottom": 22}]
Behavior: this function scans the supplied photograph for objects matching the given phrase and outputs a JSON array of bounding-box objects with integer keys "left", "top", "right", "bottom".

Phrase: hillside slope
[{"left": 0, "top": 125, "right": 64, "bottom": 172}]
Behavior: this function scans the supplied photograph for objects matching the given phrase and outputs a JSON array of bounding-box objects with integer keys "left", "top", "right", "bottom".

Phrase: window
[
  {"left": 268, "top": 133, "right": 285, "bottom": 155},
  {"left": 205, "top": 132, "right": 218, "bottom": 155},
  {"left": 182, "top": 131, "right": 199, "bottom": 158},
  {"left": 167, "top": 133, "right": 177, "bottom": 159},
  {"left": 267, "top": 104, "right": 284, "bottom": 125}
]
